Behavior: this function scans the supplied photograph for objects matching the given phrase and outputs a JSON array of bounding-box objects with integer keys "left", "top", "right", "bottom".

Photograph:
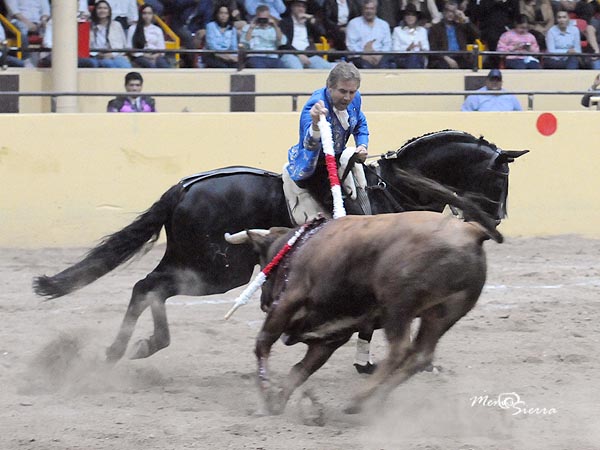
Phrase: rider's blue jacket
[{"left": 286, "top": 87, "right": 369, "bottom": 182}]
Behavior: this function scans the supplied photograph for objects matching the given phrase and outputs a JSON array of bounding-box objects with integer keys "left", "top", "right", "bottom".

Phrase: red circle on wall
[{"left": 536, "top": 113, "right": 557, "bottom": 136}]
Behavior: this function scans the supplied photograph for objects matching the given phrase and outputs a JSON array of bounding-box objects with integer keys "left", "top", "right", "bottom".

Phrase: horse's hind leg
[{"left": 106, "top": 270, "right": 177, "bottom": 363}]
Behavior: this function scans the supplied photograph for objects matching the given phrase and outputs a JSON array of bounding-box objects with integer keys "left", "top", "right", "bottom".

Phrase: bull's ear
[
  {"left": 497, "top": 149, "right": 529, "bottom": 164},
  {"left": 267, "top": 227, "right": 292, "bottom": 238},
  {"left": 246, "top": 230, "right": 271, "bottom": 254},
  {"left": 247, "top": 227, "right": 292, "bottom": 254}
]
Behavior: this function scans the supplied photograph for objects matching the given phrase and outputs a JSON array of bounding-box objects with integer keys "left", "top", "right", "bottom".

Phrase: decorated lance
[
  {"left": 318, "top": 114, "right": 346, "bottom": 219},
  {"left": 223, "top": 116, "right": 346, "bottom": 320}
]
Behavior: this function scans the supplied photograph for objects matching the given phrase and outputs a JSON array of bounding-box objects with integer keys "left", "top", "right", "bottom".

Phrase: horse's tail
[
  {"left": 394, "top": 169, "right": 504, "bottom": 243},
  {"left": 33, "top": 183, "right": 183, "bottom": 298}
]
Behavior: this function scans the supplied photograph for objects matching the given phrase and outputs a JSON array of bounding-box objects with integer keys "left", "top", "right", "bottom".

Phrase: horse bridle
[{"left": 362, "top": 163, "right": 407, "bottom": 213}]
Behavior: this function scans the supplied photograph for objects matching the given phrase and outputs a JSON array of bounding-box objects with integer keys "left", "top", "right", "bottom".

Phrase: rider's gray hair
[{"left": 326, "top": 62, "right": 361, "bottom": 89}]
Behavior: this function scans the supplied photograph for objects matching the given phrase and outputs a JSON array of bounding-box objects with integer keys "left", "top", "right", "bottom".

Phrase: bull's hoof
[
  {"left": 264, "top": 388, "right": 287, "bottom": 415},
  {"left": 129, "top": 339, "right": 151, "bottom": 360},
  {"left": 299, "top": 390, "right": 326, "bottom": 426},
  {"left": 105, "top": 344, "right": 125, "bottom": 364},
  {"left": 354, "top": 362, "right": 377, "bottom": 375}
]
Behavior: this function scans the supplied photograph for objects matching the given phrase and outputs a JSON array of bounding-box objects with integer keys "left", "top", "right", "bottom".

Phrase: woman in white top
[
  {"left": 89, "top": 0, "right": 132, "bottom": 68},
  {"left": 127, "top": 3, "right": 170, "bottom": 68},
  {"left": 392, "top": 4, "right": 429, "bottom": 68}
]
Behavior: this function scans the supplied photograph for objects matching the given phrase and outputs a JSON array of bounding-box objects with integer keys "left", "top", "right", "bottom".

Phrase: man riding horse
[{"left": 282, "top": 61, "right": 377, "bottom": 373}]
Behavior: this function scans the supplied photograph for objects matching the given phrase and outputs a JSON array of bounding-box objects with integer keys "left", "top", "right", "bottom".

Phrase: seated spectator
[
  {"left": 279, "top": 0, "right": 334, "bottom": 69},
  {"left": 346, "top": 0, "right": 395, "bottom": 69},
  {"left": 477, "top": 0, "right": 519, "bottom": 61},
  {"left": 392, "top": 4, "right": 429, "bottom": 68},
  {"left": 107, "top": 0, "right": 138, "bottom": 32},
  {"left": 576, "top": 0, "right": 600, "bottom": 35},
  {"left": 428, "top": 1, "right": 479, "bottom": 69},
  {"left": 5, "top": 0, "right": 50, "bottom": 66},
  {"left": 497, "top": 15, "right": 541, "bottom": 69},
  {"left": 0, "top": 23, "right": 24, "bottom": 67},
  {"left": 323, "top": 0, "right": 361, "bottom": 53},
  {"left": 581, "top": 72, "right": 600, "bottom": 107},
  {"left": 545, "top": 9, "right": 581, "bottom": 69},
  {"left": 90, "top": 0, "right": 132, "bottom": 68},
  {"left": 572, "top": 0, "right": 600, "bottom": 66},
  {"left": 38, "top": 19, "right": 99, "bottom": 68},
  {"left": 519, "top": 0, "right": 554, "bottom": 50},
  {"left": 244, "top": 0, "right": 287, "bottom": 20},
  {"left": 204, "top": 3, "right": 239, "bottom": 68},
  {"left": 156, "top": 0, "right": 210, "bottom": 68},
  {"left": 127, "top": 3, "right": 171, "bottom": 68},
  {"left": 240, "top": 4, "right": 287, "bottom": 68},
  {"left": 107, "top": 71, "right": 156, "bottom": 112},
  {"left": 461, "top": 69, "right": 522, "bottom": 111},
  {"left": 399, "top": 0, "right": 442, "bottom": 27}
]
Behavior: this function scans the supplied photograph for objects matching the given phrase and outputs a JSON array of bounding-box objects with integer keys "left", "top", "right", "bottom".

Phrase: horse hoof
[
  {"left": 422, "top": 363, "right": 442, "bottom": 373},
  {"left": 354, "top": 362, "right": 377, "bottom": 375},
  {"left": 129, "top": 339, "right": 150, "bottom": 360}
]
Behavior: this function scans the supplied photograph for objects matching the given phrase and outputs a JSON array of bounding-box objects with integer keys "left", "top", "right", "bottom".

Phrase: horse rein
[{"left": 362, "top": 163, "right": 407, "bottom": 213}]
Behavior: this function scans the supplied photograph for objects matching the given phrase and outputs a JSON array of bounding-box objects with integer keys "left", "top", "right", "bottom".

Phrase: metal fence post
[
  {"left": 471, "top": 45, "right": 479, "bottom": 72},
  {"left": 237, "top": 44, "right": 246, "bottom": 72}
]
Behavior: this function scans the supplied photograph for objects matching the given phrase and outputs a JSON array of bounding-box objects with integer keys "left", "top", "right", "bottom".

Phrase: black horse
[{"left": 33, "top": 130, "right": 527, "bottom": 363}]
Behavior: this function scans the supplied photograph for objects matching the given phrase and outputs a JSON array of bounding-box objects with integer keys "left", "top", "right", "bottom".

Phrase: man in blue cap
[{"left": 461, "top": 69, "right": 523, "bottom": 111}]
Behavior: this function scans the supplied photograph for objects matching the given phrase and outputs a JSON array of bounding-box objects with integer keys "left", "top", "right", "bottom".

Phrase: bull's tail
[
  {"left": 394, "top": 169, "right": 504, "bottom": 243},
  {"left": 33, "top": 184, "right": 183, "bottom": 298}
]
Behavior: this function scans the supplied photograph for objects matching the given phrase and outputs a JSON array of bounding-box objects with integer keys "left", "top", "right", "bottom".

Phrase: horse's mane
[{"left": 384, "top": 130, "right": 499, "bottom": 159}]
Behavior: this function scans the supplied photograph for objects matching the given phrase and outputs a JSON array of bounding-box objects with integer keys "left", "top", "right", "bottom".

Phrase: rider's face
[{"left": 328, "top": 79, "right": 359, "bottom": 110}]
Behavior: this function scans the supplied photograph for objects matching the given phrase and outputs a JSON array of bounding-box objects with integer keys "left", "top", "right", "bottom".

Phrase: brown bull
[{"left": 230, "top": 208, "right": 502, "bottom": 415}]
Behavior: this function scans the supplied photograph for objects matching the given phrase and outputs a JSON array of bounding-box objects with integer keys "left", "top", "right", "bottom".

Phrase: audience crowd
[{"left": 2, "top": 0, "right": 600, "bottom": 69}]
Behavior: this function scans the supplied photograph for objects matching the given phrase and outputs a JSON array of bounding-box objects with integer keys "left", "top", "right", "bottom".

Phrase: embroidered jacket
[
  {"left": 287, "top": 87, "right": 369, "bottom": 181},
  {"left": 106, "top": 95, "right": 156, "bottom": 112}
]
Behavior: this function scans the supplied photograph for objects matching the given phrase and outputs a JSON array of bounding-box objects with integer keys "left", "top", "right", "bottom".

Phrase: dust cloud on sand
[{"left": 18, "top": 330, "right": 168, "bottom": 396}]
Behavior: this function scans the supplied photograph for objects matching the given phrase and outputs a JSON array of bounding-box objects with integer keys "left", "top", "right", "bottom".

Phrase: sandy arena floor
[{"left": 1, "top": 235, "right": 599, "bottom": 450}]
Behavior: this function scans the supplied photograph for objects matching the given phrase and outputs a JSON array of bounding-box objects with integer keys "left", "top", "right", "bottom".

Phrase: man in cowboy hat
[{"left": 279, "top": 0, "right": 335, "bottom": 69}]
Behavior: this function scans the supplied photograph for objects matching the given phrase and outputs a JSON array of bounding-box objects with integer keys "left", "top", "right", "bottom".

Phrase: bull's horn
[
  {"left": 224, "top": 231, "right": 249, "bottom": 244},
  {"left": 224, "top": 229, "right": 270, "bottom": 244}
]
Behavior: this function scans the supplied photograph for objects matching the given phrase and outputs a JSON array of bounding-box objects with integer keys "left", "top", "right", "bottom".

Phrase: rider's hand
[
  {"left": 310, "top": 101, "right": 328, "bottom": 129},
  {"left": 356, "top": 145, "right": 368, "bottom": 162}
]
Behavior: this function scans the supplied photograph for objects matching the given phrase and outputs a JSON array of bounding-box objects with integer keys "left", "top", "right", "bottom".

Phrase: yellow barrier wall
[
  {"left": 5, "top": 68, "right": 597, "bottom": 113},
  {"left": 1, "top": 111, "right": 599, "bottom": 247}
]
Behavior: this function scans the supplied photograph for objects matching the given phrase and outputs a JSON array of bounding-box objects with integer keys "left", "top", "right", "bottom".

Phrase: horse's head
[
  {"left": 379, "top": 131, "right": 528, "bottom": 222},
  {"left": 485, "top": 149, "right": 529, "bottom": 220}
]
